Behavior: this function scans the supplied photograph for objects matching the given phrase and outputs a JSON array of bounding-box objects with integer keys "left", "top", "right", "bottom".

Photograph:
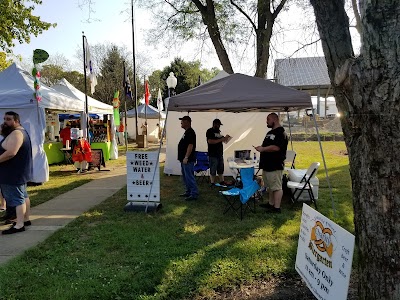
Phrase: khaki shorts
[{"left": 262, "top": 170, "right": 283, "bottom": 192}]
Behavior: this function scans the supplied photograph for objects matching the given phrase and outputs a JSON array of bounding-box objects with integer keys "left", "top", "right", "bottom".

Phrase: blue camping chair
[
  {"left": 219, "top": 167, "right": 260, "bottom": 220},
  {"left": 193, "top": 151, "right": 210, "bottom": 183}
]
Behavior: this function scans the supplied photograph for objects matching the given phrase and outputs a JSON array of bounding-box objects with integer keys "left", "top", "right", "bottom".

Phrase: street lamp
[{"left": 166, "top": 72, "right": 177, "bottom": 97}]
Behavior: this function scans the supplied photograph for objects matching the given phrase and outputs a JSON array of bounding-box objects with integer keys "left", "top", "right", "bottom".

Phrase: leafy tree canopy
[
  {"left": 158, "top": 57, "right": 219, "bottom": 97},
  {"left": 0, "top": 0, "right": 56, "bottom": 53},
  {"left": 0, "top": 52, "right": 13, "bottom": 71}
]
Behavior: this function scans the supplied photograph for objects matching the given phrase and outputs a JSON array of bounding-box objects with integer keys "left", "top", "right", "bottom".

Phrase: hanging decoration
[
  {"left": 32, "top": 49, "right": 49, "bottom": 102},
  {"left": 113, "top": 90, "right": 121, "bottom": 126}
]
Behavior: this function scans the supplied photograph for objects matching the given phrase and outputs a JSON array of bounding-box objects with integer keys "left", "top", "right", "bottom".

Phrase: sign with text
[
  {"left": 295, "top": 204, "right": 354, "bottom": 300},
  {"left": 126, "top": 151, "right": 160, "bottom": 204},
  {"left": 91, "top": 149, "right": 102, "bottom": 170}
]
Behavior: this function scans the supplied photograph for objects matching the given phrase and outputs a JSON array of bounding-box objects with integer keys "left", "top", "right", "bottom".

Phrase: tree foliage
[
  {"left": 138, "top": 0, "right": 290, "bottom": 78},
  {"left": 95, "top": 45, "right": 130, "bottom": 105},
  {"left": 157, "top": 57, "right": 219, "bottom": 99},
  {"left": 0, "top": 0, "right": 56, "bottom": 53},
  {"left": 0, "top": 52, "right": 12, "bottom": 71}
]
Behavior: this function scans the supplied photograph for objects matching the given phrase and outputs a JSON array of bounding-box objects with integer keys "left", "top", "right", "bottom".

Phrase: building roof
[{"left": 274, "top": 57, "right": 333, "bottom": 97}]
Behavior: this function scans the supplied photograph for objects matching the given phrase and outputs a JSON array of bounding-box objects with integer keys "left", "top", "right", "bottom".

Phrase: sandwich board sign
[
  {"left": 126, "top": 151, "right": 160, "bottom": 204},
  {"left": 295, "top": 204, "right": 355, "bottom": 300}
]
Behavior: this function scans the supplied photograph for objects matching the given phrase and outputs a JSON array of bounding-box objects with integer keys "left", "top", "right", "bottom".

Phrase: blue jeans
[{"left": 181, "top": 161, "right": 198, "bottom": 198}]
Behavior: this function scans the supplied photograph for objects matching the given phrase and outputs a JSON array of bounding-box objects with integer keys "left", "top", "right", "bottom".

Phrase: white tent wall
[
  {"left": 0, "top": 108, "right": 49, "bottom": 183},
  {"left": 164, "top": 111, "right": 268, "bottom": 176},
  {"left": 0, "top": 64, "right": 89, "bottom": 183},
  {"left": 124, "top": 117, "right": 162, "bottom": 142}
]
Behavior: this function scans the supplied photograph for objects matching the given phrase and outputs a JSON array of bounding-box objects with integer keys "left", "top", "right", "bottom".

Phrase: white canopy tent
[
  {"left": 123, "top": 104, "right": 166, "bottom": 142},
  {"left": 52, "top": 78, "right": 113, "bottom": 115},
  {"left": 0, "top": 64, "right": 85, "bottom": 183},
  {"left": 52, "top": 78, "right": 118, "bottom": 159},
  {"left": 164, "top": 73, "right": 312, "bottom": 176}
]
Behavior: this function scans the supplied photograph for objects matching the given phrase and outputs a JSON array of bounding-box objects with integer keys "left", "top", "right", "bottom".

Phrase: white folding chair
[
  {"left": 284, "top": 150, "right": 297, "bottom": 171},
  {"left": 287, "top": 162, "right": 320, "bottom": 209}
]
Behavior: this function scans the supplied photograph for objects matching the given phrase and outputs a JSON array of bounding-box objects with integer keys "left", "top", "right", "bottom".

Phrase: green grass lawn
[{"left": 0, "top": 142, "right": 353, "bottom": 300}]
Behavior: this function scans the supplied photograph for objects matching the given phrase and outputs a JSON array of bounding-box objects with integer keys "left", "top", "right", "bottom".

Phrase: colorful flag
[
  {"left": 144, "top": 80, "right": 150, "bottom": 105},
  {"left": 84, "top": 37, "right": 97, "bottom": 94},
  {"left": 123, "top": 65, "right": 132, "bottom": 99},
  {"left": 157, "top": 88, "right": 163, "bottom": 111},
  {"left": 112, "top": 90, "right": 120, "bottom": 126}
]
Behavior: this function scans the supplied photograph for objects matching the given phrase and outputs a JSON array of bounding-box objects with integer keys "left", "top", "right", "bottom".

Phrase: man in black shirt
[
  {"left": 206, "top": 119, "right": 230, "bottom": 185},
  {"left": 255, "top": 113, "right": 288, "bottom": 213},
  {"left": 177, "top": 116, "right": 198, "bottom": 201}
]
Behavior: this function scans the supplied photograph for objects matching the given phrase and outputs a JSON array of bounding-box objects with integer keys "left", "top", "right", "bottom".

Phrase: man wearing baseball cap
[
  {"left": 177, "top": 115, "right": 198, "bottom": 201},
  {"left": 206, "top": 118, "right": 231, "bottom": 185}
]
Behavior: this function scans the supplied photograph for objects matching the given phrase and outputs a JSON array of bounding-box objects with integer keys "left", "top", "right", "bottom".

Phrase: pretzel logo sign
[{"left": 311, "top": 221, "right": 334, "bottom": 257}]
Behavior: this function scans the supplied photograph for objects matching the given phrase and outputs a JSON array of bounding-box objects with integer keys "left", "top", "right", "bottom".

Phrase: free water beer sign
[
  {"left": 295, "top": 204, "right": 354, "bottom": 300},
  {"left": 126, "top": 151, "right": 160, "bottom": 203}
]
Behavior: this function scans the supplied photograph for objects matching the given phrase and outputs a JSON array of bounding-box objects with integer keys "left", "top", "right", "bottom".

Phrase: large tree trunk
[
  {"left": 192, "top": 0, "right": 234, "bottom": 74},
  {"left": 310, "top": 0, "right": 400, "bottom": 299},
  {"left": 254, "top": 0, "right": 273, "bottom": 78},
  {"left": 254, "top": 0, "right": 286, "bottom": 78}
]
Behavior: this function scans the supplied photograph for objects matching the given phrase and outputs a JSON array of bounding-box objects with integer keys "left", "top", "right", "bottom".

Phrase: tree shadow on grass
[{"left": 0, "top": 164, "right": 353, "bottom": 300}]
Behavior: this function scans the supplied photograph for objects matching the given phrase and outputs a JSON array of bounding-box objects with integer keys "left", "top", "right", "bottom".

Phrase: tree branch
[
  {"left": 191, "top": 0, "right": 206, "bottom": 14},
  {"left": 288, "top": 38, "right": 321, "bottom": 57},
  {"left": 230, "top": 0, "right": 256, "bottom": 31},
  {"left": 351, "top": 0, "right": 361, "bottom": 35},
  {"left": 272, "top": 0, "right": 288, "bottom": 20}
]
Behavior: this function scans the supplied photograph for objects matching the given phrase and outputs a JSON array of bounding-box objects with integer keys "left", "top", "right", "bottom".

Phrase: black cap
[
  {"left": 213, "top": 118, "right": 223, "bottom": 125},
  {"left": 179, "top": 116, "right": 191, "bottom": 122}
]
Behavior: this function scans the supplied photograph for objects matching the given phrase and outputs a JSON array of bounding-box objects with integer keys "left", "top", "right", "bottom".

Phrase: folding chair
[
  {"left": 193, "top": 151, "right": 210, "bottom": 183},
  {"left": 219, "top": 167, "right": 260, "bottom": 220},
  {"left": 287, "top": 162, "right": 320, "bottom": 209},
  {"left": 284, "top": 150, "right": 297, "bottom": 171}
]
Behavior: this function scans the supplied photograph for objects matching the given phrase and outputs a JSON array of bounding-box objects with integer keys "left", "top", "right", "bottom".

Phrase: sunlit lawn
[{"left": 0, "top": 141, "right": 352, "bottom": 300}]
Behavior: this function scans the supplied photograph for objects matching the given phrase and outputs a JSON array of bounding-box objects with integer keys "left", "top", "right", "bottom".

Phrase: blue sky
[{"left": 12, "top": 0, "right": 219, "bottom": 73}]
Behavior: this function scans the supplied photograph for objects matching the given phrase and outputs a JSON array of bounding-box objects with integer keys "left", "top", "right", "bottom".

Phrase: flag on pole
[
  {"left": 157, "top": 88, "right": 163, "bottom": 111},
  {"left": 144, "top": 80, "right": 150, "bottom": 105},
  {"left": 123, "top": 65, "right": 132, "bottom": 99},
  {"left": 83, "top": 37, "right": 97, "bottom": 94}
]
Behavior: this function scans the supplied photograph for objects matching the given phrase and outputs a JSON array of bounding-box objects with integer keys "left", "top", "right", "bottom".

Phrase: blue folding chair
[
  {"left": 219, "top": 167, "right": 260, "bottom": 220},
  {"left": 193, "top": 151, "right": 210, "bottom": 183}
]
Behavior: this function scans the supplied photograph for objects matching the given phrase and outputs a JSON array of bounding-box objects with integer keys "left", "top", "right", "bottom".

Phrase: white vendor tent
[
  {"left": 52, "top": 78, "right": 118, "bottom": 159},
  {"left": 52, "top": 78, "right": 113, "bottom": 115},
  {"left": 123, "top": 104, "right": 166, "bottom": 142},
  {"left": 164, "top": 73, "right": 312, "bottom": 176},
  {"left": 0, "top": 64, "right": 85, "bottom": 183}
]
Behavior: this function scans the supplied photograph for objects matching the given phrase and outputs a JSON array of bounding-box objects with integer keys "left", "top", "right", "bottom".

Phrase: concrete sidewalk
[{"left": 0, "top": 167, "right": 127, "bottom": 265}]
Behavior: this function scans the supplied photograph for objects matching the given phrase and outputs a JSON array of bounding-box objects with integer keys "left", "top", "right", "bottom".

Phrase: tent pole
[
  {"left": 311, "top": 109, "right": 336, "bottom": 218},
  {"left": 131, "top": 0, "right": 139, "bottom": 140},
  {"left": 286, "top": 111, "right": 293, "bottom": 150},
  {"left": 82, "top": 33, "right": 89, "bottom": 140},
  {"left": 143, "top": 98, "right": 169, "bottom": 213}
]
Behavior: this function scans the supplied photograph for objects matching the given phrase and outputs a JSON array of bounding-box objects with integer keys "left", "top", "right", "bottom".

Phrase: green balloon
[{"left": 33, "top": 49, "right": 49, "bottom": 64}]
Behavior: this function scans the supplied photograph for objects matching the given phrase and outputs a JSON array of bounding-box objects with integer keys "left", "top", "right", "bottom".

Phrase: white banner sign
[
  {"left": 295, "top": 204, "right": 355, "bottom": 300},
  {"left": 126, "top": 151, "right": 160, "bottom": 203}
]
